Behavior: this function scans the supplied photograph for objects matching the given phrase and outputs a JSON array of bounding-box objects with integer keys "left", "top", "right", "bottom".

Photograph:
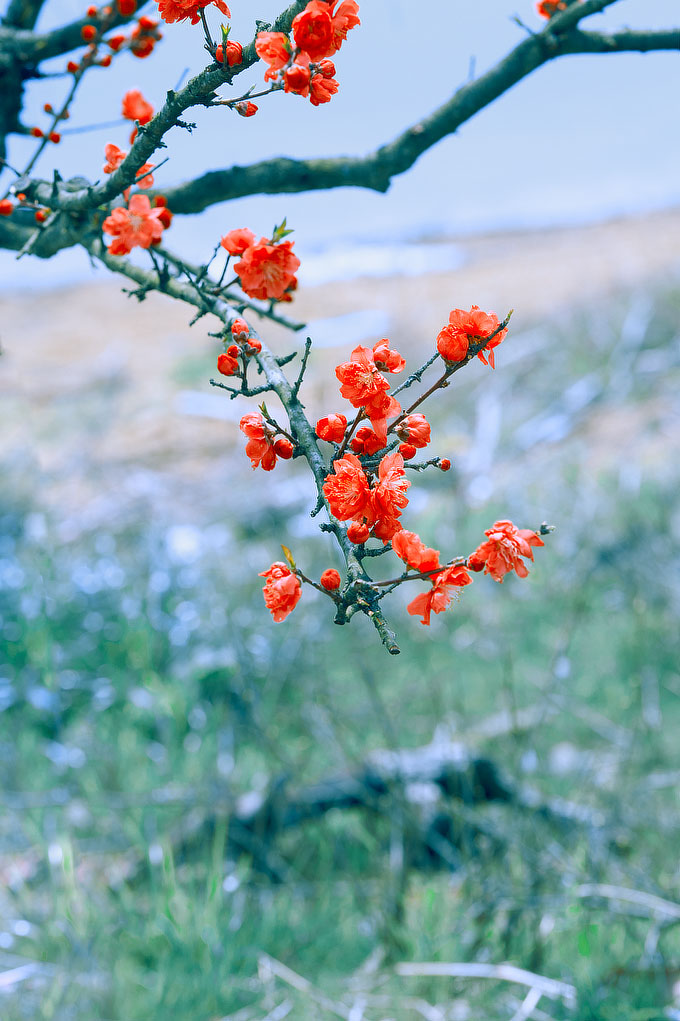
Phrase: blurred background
[{"left": 1, "top": 1, "right": 679, "bottom": 1018}]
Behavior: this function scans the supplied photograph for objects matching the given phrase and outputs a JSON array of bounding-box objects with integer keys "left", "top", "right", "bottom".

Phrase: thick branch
[
  {"left": 0, "top": 3, "right": 150, "bottom": 61},
  {"left": 162, "top": 26, "right": 680, "bottom": 213},
  {"left": 2, "top": 0, "right": 47, "bottom": 30}
]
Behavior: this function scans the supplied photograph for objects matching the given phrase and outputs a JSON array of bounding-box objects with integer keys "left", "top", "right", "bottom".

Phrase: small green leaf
[{"left": 281, "top": 545, "right": 296, "bottom": 570}]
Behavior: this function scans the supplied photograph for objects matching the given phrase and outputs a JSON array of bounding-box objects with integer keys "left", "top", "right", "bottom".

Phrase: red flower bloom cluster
[
  {"left": 316, "top": 413, "right": 347, "bottom": 444},
  {"left": 157, "top": 0, "right": 230, "bottom": 25},
  {"left": 437, "top": 305, "right": 507, "bottom": 368},
  {"left": 259, "top": 562, "right": 302, "bottom": 622},
  {"left": 239, "top": 413, "right": 293, "bottom": 471},
  {"left": 468, "top": 520, "right": 544, "bottom": 583},
  {"left": 407, "top": 564, "right": 472, "bottom": 626},
  {"left": 102, "top": 193, "right": 167, "bottom": 255},
  {"left": 255, "top": 0, "right": 359, "bottom": 107},
  {"left": 129, "top": 15, "right": 162, "bottom": 58},
  {"left": 221, "top": 228, "right": 300, "bottom": 302},
  {"left": 322, "top": 451, "right": 409, "bottom": 542},
  {"left": 102, "top": 143, "right": 154, "bottom": 188},
  {"left": 335, "top": 341, "right": 403, "bottom": 443}
]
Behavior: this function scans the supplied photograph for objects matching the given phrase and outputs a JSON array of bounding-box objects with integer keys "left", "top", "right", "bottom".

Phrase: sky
[{"left": 1, "top": 0, "right": 678, "bottom": 288}]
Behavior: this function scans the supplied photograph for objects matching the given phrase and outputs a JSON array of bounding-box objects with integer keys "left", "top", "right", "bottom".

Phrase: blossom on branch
[
  {"left": 322, "top": 453, "right": 371, "bottom": 521},
  {"left": 391, "top": 530, "right": 440, "bottom": 572},
  {"left": 316, "top": 414, "right": 347, "bottom": 444},
  {"left": 396, "top": 413, "right": 430, "bottom": 449},
  {"left": 234, "top": 238, "right": 300, "bottom": 301},
  {"left": 320, "top": 568, "right": 341, "bottom": 590},
  {"left": 437, "top": 305, "right": 507, "bottom": 368},
  {"left": 220, "top": 228, "right": 255, "bottom": 255},
  {"left": 536, "top": 0, "right": 567, "bottom": 17},
  {"left": 239, "top": 412, "right": 277, "bottom": 471},
  {"left": 335, "top": 345, "right": 401, "bottom": 443},
  {"left": 121, "top": 89, "right": 153, "bottom": 125},
  {"left": 468, "top": 520, "right": 544, "bottom": 582},
  {"left": 259, "top": 562, "right": 302, "bottom": 622},
  {"left": 157, "top": 0, "right": 230, "bottom": 25},
  {"left": 407, "top": 564, "right": 472, "bottom": 626},
  {"left": 102, "top": 194, "right": 167, "bottom": 255}
]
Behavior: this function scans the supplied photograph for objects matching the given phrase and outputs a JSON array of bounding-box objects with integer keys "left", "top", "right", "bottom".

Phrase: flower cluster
[
  {"left": 255, "top": 0, "right": 360, "bottom": 106},
  {"left": 216, "top": 317, "right": 262, "bottom": 376},
  {"left": 220, "top": 225, "right": 300, "bottom": 302},
  {"left": 239, "top": 412, "right": 294, "bottom": 471},
  {"left": 335, "top": 339, "right": 404, "bottom": 443},
  {"left": 436, "top": 305, "right": 508, "bottom": 368},
  {"left": 323, "top": 450, "right": 410, "bottom": 543}
]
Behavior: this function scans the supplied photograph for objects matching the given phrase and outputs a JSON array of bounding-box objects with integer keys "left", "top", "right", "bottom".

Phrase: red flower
[
  {"left": 350, "top": 426, "right": 383, "bottom": 456},
  {"left": 320, "top": 568, "right": 341, "bottom": 590},
  {"left": 439, "top": 458, "right": 451, "bottom": 471},
  {"left": 347, "top": 520, "right": 369, "bottom": 544},
  {"left": 329, "top": 0, "right": 360, "bottom": 53},
  {"left": 284, "top": 55, "right": 312, "bottom": 96},
  {"left": 398, "top": 443, "right": 416, "bottom": 459},
  {"left": 335, "top": 346, "right": 401, "bottom": 442},
  {"left": 0, "top": 199, "right": 13, "bottom": 216},
  {"left": 121, "top": 89, "right": 153, "bottom": 124},
  {"left": 396, "top": 413, "right": 430, "bottom": 449},
  {"left": 373, "top": 338, "right": 405, "bottom": 373},
  {"left": 220, "top": 228, "right": 255, "bottom": 255},
  {"left": 259, "top": 562, "right": 302, "bottom": 622},
  {"left": 103, "top": 143, "right": 127, "bottom": 173},
  {"left": 217, "top": 352, "right": 238, "bottom": 376},
  {"left": 292, "top": 1, "right": 334, "bottom": 60},
  {"left": 103, "top": 193, "right": 166, "bottom": 255},
  {"left": 372, "top": 451, "right": 410, "bottom": 522},
  {"left": 216, "top": 40, "right": 242, "bottom": 65},
  {"left": 322, "top": 453, "right": 371, "bottom": 521},
  {"left": 316, "top": 414, "right": 347, "bottom": 443},
  {"left": 469, "top": 520, "right": 544, "bottom": 583},
  {"left": 130, "top": 17, "right": 162, "bottom": 58},
  {"left": 536, "top": 0, "right": 566, "bottom": 17},
  {"left": 157, "top": 0, "right": 230, "bottom": 25},
  {"left": 407, "top": 564, "right": 472, "bottom": 626},
  {"left": 372, "top": 516, "right": 402, "bottom": 542},
  {"left": 391, "top": 530, "right": 440, "bottom": 572},
  {"left": 336, "top": 346, "right": 389, "bottom": 408},
  {"left": 437, "top": 305, "right": 507, "bottom": 368},
  {"left": 310, "top": 73, "right": 339, "bottom": 106},
  {"left": 234, "top": 239, "right": 300, "bottom": 301},
  {"left": 240, "top": 412, "right": 277, "bottom": 470},
  {"left": 255, "top": 31, "right": 292, "bottom": 80},
  {"left": 274, "top": 437, "right": 294, "bottom": 459}
]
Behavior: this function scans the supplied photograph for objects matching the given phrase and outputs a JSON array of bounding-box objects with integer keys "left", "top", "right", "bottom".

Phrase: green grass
[{"left": 0, "top": 280, "right": 679, "bottom": 1019}]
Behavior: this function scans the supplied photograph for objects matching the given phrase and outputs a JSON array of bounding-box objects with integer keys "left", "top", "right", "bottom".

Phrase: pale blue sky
[{"left": 1, "top": 0, "right": 678, "bottom": 287}]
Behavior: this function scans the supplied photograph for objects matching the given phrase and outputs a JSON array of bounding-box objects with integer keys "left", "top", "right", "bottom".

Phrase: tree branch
[{"left": 161, "top": 26, "right": 680, "bottom": 214}]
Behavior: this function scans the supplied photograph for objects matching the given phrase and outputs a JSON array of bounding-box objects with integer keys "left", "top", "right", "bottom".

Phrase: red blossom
[
  {"left": 292, "top": 1, "right": 334, "bottom": 60},
  {"left": 347, "top": 520, "right": 370, "bottom": 544},
  {"left": 407, "top": 564, "right": 472, "bottom": 626},
  {"left": 217, "top": 352, "right": 238, "bottom": 376},
  {"left": 316, "top": 414, "right": 347, "bottom": 444},
  {"left": 469, "top": 520, "right": 544, "bottom": 583},
  {"left": 350, "top": 426, "right": 383, "bottom": 456},
  {"left": 437, "top": 305, "right": 507, "bottom": 368},
  {"left": 310, "top": 73, "right": 339, "bottom": 105},
  {"left": 398, "top": 443, "right": 417, "bottom": 460},
  {"left": 103, "top": 143, "right": 127, "bottom": 173},
  {"left": 320, "top": 568, "right": 341, "bottom": 591},
  {"left": 536, "top": 0, "right": 567, "bottom": 17},
  {"left": 157, "top": 0, "right": 230, "bottom": 25},
  {"left": 121, "top": 88, "right": 153, "bottom": 124},
  {"left": 284, "top": 55, "right": 312, "bottom": 96},
  {"left": 259, "top": 562, "right": 302, "bottom": 622},
  {"left": 234, "top": 238, "right": 300, "bottom": 301},
  {"left": 371, "top": 451, "right": 410, "bottom": 523},
  {"left": 322, "top": 453, "right": 371, "bottom": 521},
  {"left": 239, "top": 413, "right": 279, "bottom": 470},
  {"left": 255, "top": 31, "right": 292, "bottom": 80},
  {"left": 220, "top": 228, "right": 255, "bottom": 255},
  {"left": 373, "top": 338, "right": 405, "bottom": 373},
  {"left": 329, "top": 0, "right": 360, "bottom": 53},
  {"left": 391, "top": 530, "right": 440, "bottom": 572},
  {"left": 102, "top": 193, "right": 166, "bottom": 255},
  {"left": 397, "top": 413, "right": 430, "bottom": 449}
]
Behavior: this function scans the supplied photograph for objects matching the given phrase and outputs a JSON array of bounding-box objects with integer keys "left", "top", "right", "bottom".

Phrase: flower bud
[
  {"left": 117, "top": 0, "right": 137, "bottom": 12},
  {"left": 439, "top": 458, "right": 451, "bottom": 472},
  {"left": 226, "top": 41, "right": 243, "bottom": 66},
  {"left": 231, "top": 317, "right": 249, "bottom": 338},
  {"left": 320, "top": 568, "right": 341, "bottom": 591},
  {"left": 0, "top": 199, "right": 14, "bottom": 216},
  {"left": 235, "top": 101, "right": 258, "bottom": 118},
  {"left": 398, "top": 443, "right": 417, "bottom": 460},
  {"left": 217, "top": 353, "right": 238, "bottom": 376},
  {"left": 347, "top": 521, "right": 370, "bottom": 544},
  {"left": 81, "top": 24, "right": 97, "bottom": 41},
  {"left": 274, "top": 437, "right": 294, "bottom": 459},
  {"left": 226, "top": 344, "right": 239, "bottom": 357}
]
